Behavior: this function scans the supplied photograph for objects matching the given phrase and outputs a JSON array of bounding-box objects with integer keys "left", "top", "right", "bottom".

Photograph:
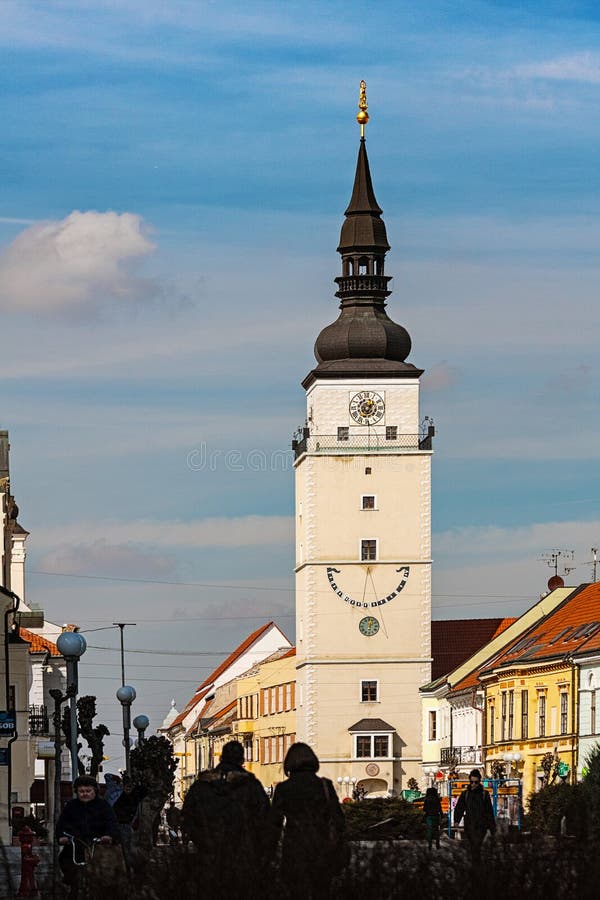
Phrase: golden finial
[{"left": 356, "top": 79, "right": 369, "bottom": 138}]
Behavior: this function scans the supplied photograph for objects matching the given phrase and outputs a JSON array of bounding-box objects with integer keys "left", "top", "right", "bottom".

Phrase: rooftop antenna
[
  {"left": 587, "top": 547, "right": 598, "bottom": 583},
  {"left": 539, "top": 549, "right": 576, "bottom": 591}
]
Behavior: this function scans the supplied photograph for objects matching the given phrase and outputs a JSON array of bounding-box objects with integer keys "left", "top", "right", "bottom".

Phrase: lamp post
[
  {"left": 116, "top": 685, "right": 136, "bottom": 774},
  {"left": 56, "top": 632, "right": 87, "bottom": 784},
  {"left": 133, "top": 714, "right": 149, "bottom": 745},
  {"left": 424, "top": 766, "right": 435, "bottom": 787},
  {"left": 503, "top": 751, "right": 522, "bottom": 779}
]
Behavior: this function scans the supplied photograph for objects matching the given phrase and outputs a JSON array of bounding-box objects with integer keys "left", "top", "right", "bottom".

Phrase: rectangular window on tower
[
  {"left": 361, "top": 495, "right": 376, "bottom": 510},
  {"left": 385, "top": 426, "right": 397, "bottom": 441},
  {"left": 361, "top": 680, "right": 378, "bottom": 702},
  {"left": 361, "top": 539, "right": 377, "bottom": 561},
  {"left": 356, "top": 736, "right": 371, "bottom": 758},
  {"left": 337, "top": 427, "right": 349, "bottom": 441}
]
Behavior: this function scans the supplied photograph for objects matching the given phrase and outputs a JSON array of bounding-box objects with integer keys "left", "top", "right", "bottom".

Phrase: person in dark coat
[
  {"left": 423, "top": 786, "right": 443, "bottom": 850},
  {"left": 182, "top": 740, "right": 269, "bottom": 896},
  {"left": 56, "top": 775, "right": 120, "bottom": 897},
  {"left": 454, "top": 768, "right": 496, "bottom": 862},
  {"left": 112, "top": 775, "right": 144, "bottom": 873},
  {"left": 269, "top": 742, "right": 346, "bottom": 900}
]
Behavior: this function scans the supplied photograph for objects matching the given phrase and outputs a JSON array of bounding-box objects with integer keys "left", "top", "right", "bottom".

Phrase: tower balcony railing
[
  {"left": 292, "top": 432, "right": 432, "bottom": 459},
  {"left": 334, "top": 274, "right": 391, "bottom": 296}
]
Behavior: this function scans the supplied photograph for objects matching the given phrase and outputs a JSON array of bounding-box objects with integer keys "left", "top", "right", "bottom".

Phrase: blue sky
[{"left": 2, "top": 0, "right": 600, "bottom": 761}]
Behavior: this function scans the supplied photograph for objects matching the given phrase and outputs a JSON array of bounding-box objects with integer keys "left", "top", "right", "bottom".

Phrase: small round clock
[
  {"left": 349, "top": 390, "right": 385, "bottom": 426},
  {"left": 359, "top": 616, "right": 380, "bottom": 636}
]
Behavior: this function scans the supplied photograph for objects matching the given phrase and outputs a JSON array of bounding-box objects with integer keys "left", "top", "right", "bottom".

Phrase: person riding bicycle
[{"left": 56, "top": 775, "right": 120, "bottom": 895}]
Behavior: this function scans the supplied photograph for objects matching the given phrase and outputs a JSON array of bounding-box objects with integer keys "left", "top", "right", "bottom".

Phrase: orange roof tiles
[
  {"left": 167, "top": 621, "right": 284, "bottom": 732},
  {"left": 19, "top": 627, "right": 60, "bottom": 657},
  {"left": 431, "top": 617, "right": 517, "bottom": 681},
  {"left": 482, "top": 583, "right": 600, "bottom": 675}
]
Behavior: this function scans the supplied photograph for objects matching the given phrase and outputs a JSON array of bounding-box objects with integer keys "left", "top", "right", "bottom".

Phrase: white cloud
[
  {"left": 514, "top": 53, "right": 600, "bottom": 84},
  {"left": 32, "top": 515, "right": 294, "bottom": 552},
  {"left": 0, "top": 211, "right": 157, "bottom": 315}
]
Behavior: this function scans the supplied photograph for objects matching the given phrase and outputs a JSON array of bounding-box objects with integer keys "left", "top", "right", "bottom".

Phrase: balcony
[
  {"left": 292, "top": 432, "right": 433, "bottom": 460},
  {"left": 441, "top": 746, "right": 482, "bottom": 766},
  {"left": 29, "top": 705, "right": 49, "bottom": 736}
]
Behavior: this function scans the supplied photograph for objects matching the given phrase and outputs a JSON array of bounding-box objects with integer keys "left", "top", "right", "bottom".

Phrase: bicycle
[{"left": 59, "top": 833, "right": 125, "bottom": 899}]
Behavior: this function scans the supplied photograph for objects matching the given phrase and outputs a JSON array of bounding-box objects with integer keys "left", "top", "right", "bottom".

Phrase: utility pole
[
  {"left": 113, "top": 622, "right": 136, "bottom": 687},
  {"left": 591, "top": 548, "right": 598, "bottom": 583}
]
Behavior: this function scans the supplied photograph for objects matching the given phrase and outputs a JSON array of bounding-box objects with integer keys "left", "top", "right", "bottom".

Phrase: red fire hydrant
[{"left": 17, "top": 826, "right": 40, "bottom": 898}]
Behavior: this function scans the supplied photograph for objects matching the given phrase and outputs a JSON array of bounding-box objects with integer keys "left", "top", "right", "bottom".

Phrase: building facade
[{"left": 294, "top": 90, "right": 433, "bottom": 795}]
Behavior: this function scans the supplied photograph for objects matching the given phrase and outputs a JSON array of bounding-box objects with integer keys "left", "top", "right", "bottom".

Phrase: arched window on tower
[
  {"left": 343, "top": 259, "right": 351, "bottom": 276},
  {"left": 358, "top": 256, "right": 369, "bottom": 275},
  {"left": 375, "top": 257, "right": 383, "bottom": 275}
]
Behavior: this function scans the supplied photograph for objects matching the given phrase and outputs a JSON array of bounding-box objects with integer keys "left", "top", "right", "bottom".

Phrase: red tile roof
[
  {"left": 167, "top": 621, "right": 285, "bottom": 731},
  {"left": 482, "top": 583, "right": 600, "bottom": 674},
  {"left": 431, "top": 617, "right": 517, "bottom": 681},
  {"left": 19, "top": 627, "right": 60, "bottom": 657}
]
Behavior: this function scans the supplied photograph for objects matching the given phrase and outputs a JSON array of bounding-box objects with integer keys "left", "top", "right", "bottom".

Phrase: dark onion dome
[{"left": 315, "top": 306, "right": 412, "bottom": 364}]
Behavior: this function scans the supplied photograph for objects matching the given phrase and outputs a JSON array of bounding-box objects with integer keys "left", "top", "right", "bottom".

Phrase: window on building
[
  {"left": 489, "top": 704, "right": 495, "bottom": 744},
  {"left": 501, "top": 692, "right": 507, "bottom": 741},
  {"left": 354, "top": 733, "right": 391, "bottom": 759},
  {"left": 337, "top": 426, "right": 349, "bottom": 441},
  {"left": 429, "top": 710, "right": 437, "bottom": 741},
  {"left": 592, "top": 690, "right": 597, "bottom": 735},
  {"left": 361, "top": 539, "right": 377, "bottom": 561},
  {"left": 508, "top": 690, "right": 514, "bottom": 741},
  {"left": 560, "top": 693, "right": 569, "bottom": 735},
  {"left": 361, "top": 680, "right": 378, "bottom": 702},
  {"left": 356, "top": 736, "right": 372, "bottom": 758},
  {"left": 385, "top": 426, "right": 397, "bottom": 441},
  {"left": 285, "top": 682, "right": 292, "bottom": 710},
  {"left": 365, "top": 467, "right": 372, "bottom": 475},
  {"left": 538, "top": 694, "right": 546, "bottom": 738},
  {"left": 373, "top": 735, "right": 389, "bottom": 757},
  {"left": 361, "top": 495, "right": 376, "bottom": 510},
  {"left": 521, "top": 690, "right": 528, "bottom": 739}
]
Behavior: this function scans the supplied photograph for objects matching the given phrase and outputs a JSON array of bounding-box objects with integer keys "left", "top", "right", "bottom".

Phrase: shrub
[{"left": 342, "top": 796, "right": 426, "bottom": 840}]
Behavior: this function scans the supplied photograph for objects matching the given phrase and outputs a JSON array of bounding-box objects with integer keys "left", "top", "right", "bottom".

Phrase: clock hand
[{"left": 368, "top": 568, "right": 389, "bottom": 638}]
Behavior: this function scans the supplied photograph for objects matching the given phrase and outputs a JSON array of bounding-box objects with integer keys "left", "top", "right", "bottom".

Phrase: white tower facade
[{"left": 293, "top": 96, "right": 432, "bottom": 796}]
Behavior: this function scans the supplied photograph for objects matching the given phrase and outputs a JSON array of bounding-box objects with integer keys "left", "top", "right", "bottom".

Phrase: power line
[{"left": 30, "top": 568, "right": 540, "bottom": 602}]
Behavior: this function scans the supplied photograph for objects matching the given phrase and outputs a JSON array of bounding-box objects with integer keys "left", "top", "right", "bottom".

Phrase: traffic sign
[{"left": 0, "top": 711, "right": 16, "bottom": 737}]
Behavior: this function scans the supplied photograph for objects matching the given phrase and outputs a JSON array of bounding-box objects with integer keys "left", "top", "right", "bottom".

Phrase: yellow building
[
  {"left": 481, "top": 584, "right": 600, "bottom": 799},
  {"left": 235, "top": 648, "right": 297, "bottom": 790}
]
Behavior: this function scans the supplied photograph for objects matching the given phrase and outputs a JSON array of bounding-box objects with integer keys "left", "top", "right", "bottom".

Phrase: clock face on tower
[
  {"left": 326, "top": 566, "right": 410, "bottom": 608},
  {"left": 359, "top": 616, "right": 380, "bottom": 636},
  {"left": 349, "top": 391, "right": 385, "bottom": 425}
]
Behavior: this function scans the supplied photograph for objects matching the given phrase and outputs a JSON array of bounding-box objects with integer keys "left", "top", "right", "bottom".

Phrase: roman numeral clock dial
[{"left": 349, "top": 390, "right": 385, "bottom": 426}]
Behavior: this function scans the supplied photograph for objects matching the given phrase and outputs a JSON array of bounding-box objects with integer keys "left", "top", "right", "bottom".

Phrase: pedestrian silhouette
[
  {"left": 454, "top": 768, "right": 496, "bottom": 863},
  {"left": 423, "top": 786, "right": 442, "bottom": 850}
]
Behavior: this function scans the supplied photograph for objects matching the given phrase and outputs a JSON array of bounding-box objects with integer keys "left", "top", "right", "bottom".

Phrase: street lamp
[
  {"left": 424, "top": 766, "right": 436, "bottom": 786},
  {"left": 502, "top": 751, "right": 522, "bottom": 779},
  {"left": 116, "top": 685, "right": 136, "bottom": 774},
  {"left": 56, "top": 631, "right": 87, "bottom": 784},
  {"left": 133, "top": 714, "right": 149, "bottom": 745}
]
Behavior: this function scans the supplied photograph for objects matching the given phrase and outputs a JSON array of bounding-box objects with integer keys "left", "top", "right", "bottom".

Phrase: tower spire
[{"left": 303, "top": 83, "right": 423, "bottom": 387}]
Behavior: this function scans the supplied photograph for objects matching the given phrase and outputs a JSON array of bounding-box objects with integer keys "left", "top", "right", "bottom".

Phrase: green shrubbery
[
  {"left": 528, "top": 743, "right": 600, "bottom": 839},
  {"left": 342, "top": 796, "right": 426, "bottom": 839}
]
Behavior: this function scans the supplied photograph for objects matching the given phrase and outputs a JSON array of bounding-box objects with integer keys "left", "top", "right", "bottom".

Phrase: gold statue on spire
[{"left": 357, "top": 79, "right": 369, "bottom": 138}]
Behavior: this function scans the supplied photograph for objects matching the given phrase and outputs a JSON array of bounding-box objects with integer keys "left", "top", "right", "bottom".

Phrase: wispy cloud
[
  {"left": 514, "top": 52, "right": 600, "bottom": 84},
  {"left": 38, "top": 540, "right": 177, "bottom": 579},
  {"left": 33, "top": 515, "right": 294, "bottom": 551}
]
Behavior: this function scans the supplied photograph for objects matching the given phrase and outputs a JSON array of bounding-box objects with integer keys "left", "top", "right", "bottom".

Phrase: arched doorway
[{"left": 357, "top": 777, "right": 388, "bottom": 797}]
